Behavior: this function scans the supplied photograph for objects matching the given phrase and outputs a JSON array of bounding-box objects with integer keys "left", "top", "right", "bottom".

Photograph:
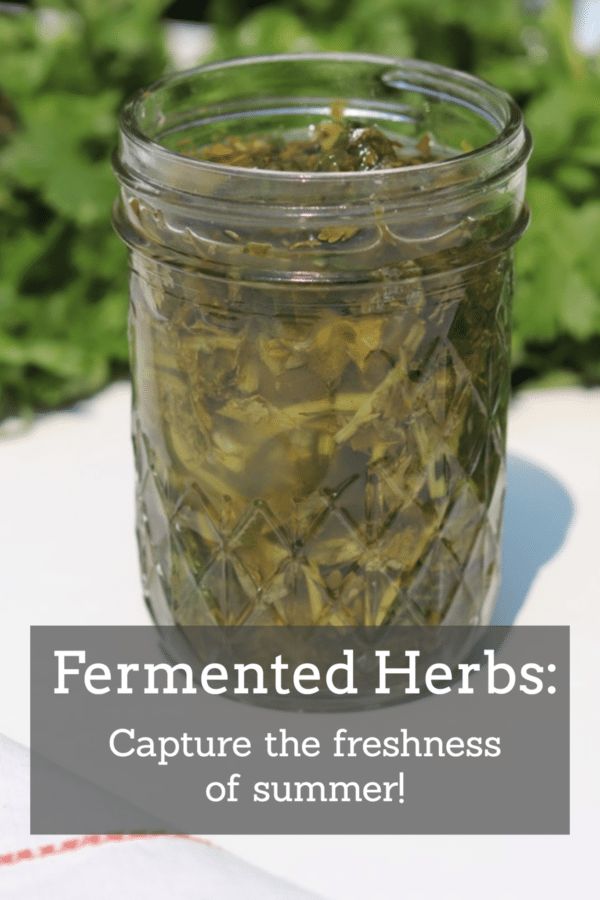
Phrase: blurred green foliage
[
  {"left": 0, "top": 0, "right": 599, "bottom": 420},
  {"left": 0, "top": 0, "right": 170, "bottom": 418}
]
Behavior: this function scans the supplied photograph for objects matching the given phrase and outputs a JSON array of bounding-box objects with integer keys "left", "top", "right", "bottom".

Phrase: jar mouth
[{"left": 117, "top": 52, "right": 531, "bottom": 206}]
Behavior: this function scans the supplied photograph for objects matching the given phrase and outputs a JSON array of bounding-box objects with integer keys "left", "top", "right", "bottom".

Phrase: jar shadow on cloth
[{"left": 493, "top": 454, "right": 574, "bottom": 625}]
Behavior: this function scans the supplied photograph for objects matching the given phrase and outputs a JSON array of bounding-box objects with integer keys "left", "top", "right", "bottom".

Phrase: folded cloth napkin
[{"left": 0, "top": 734, "right": 320, "bottom": 899}]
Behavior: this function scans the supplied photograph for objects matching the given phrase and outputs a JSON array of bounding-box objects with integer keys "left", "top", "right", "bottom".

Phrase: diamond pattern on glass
[{"left": 133, "top": 262, "right": 510, "bottom": 628}]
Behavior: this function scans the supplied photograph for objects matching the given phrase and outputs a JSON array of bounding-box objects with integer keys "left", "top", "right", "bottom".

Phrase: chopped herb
[
  {"left": 186, "top": 114, "right": 443, "bottom": 173},
  {"left": 129, "top": 114, "right": 511, "bottom": 627}
]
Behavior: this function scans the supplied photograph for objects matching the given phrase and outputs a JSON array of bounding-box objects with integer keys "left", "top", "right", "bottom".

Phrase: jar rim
[{"left": 119, "top": 52, "right": 530, "bottom": 195}]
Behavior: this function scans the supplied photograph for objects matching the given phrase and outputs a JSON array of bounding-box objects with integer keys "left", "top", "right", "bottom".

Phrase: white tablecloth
[
  {"left": 0, "top": 734, "right": 317, "bottom": 899},
  {"left": 1, "top": 383, "right": 598, "bottom": 898}
]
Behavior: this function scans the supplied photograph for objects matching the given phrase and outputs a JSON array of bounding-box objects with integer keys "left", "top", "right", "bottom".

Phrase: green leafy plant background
[{"left": 1, "top": 0, "right": 599, "bottom": 420}]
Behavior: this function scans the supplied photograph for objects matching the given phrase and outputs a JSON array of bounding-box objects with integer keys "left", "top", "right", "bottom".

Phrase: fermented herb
[
  {"left": 188, "top": 118, "right": 437, "bottom": 172},
  {"left": 130, "top": 115, "right": 510, "bottom": 627}
]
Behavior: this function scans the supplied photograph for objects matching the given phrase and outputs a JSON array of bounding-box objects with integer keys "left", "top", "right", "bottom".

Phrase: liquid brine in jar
[{"left": 113, "top": 55, "right": 531, "bottom": 628}]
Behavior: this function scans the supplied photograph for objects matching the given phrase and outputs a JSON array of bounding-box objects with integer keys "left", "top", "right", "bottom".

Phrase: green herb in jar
[
  {"left": 115, "top": 59, "right": 529, "bottom": 630},
  {"left": 182, "top": 113, "right": 438, "bottom": 172}
]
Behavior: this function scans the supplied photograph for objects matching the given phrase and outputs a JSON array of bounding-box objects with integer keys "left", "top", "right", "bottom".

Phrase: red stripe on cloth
[{"left": 0, "top": 834, "right": 212, "bottom": 867}]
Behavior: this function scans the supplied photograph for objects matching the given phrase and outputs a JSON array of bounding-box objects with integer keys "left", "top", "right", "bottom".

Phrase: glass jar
[{"left": 113, "top": 54, "right": 530, "bottom": 629}]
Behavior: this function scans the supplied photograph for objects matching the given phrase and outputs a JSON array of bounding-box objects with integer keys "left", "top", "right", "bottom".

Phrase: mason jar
[{"left": 113, "top": 54, "right": 531, "bottom": 629}]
